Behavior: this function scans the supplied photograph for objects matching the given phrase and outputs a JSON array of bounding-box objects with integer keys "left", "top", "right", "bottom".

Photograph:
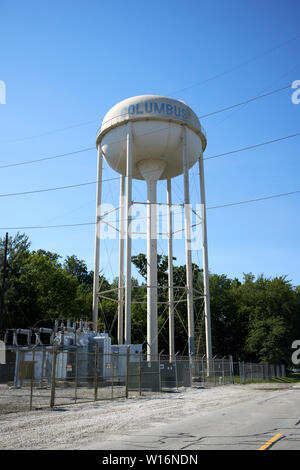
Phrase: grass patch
[{"left": 238, "top": 372, "right": 300, "bottom": 385}]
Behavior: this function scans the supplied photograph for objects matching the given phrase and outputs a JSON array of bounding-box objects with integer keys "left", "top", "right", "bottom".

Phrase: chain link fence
[{"left": 0, "top": 346, "right": 286, "bottom": 415}]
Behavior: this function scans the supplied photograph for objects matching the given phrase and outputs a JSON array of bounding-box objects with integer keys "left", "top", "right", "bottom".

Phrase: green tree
[
  {"left": 19, "top": 249, "right": 79, "bottom": 325},
  {"left": 64, "top": 255, "right": 93, "bottom": 286},
  {"left": 0, "top": 233, "right": 31, "bottom": 330},
  {"left": 239, "top": 274, "right": 299, "bottom": 364}
]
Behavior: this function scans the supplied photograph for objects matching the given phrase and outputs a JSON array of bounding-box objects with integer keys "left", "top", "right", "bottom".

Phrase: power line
[
  {"left": 204, "top": 131, "right": 300, "bottom": 161},
  {"left": 0, "top": 129, "right": 298, "bottom": 199},
  {"left": 0, "top": 222, "right": 96, "bottom": 230},
  {"left": 207, "top": 189, "right": 300, "bottom": 210},
  {"left": 0, "top": 120, "right": 298, "bottom": 179},
  {"left": 0, "top": 120, "right": 100, "bottom": 145},
  {"left": 0, "top": 187, "right": 299, "bottom": 230},
  {"left": 167, "top": 34, "right": 300, "bottom": 95},
  {"left": 0, "top": 82, "right": 292, "bottom": 168},
  {"left": 0, "top": 146, "right": 95, "bottom": 169},
  {"left": 1, "top": 33, "right": 298, "bottom": 146},
  {"left": 0, "top": 177, "right": 119, "bottom": 198},
  {"left": 197, "top": 84, "right": 290, "bottom": 119}
]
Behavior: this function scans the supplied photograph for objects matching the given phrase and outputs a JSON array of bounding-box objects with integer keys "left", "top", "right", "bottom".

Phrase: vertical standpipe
[
  {"left": 92, "top": 145, "right": 103, "bottom": 330},
  {"left": 137, "top": 159, "right": 166, "bottom": 361}
]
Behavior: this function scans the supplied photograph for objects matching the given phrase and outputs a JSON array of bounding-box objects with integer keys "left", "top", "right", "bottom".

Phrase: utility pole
[{"left": 0, "top": 232, "right": 8, "bottom": 336}]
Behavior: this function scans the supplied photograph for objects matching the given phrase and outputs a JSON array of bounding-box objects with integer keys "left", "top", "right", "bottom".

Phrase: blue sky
[{"left": 0, "top": 0, "right": 299, "bottom": 285}]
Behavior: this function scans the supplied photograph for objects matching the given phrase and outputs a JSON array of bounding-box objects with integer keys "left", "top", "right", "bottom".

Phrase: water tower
[{"left": 92, "top": 95, "right": 212, "bottom": 362}]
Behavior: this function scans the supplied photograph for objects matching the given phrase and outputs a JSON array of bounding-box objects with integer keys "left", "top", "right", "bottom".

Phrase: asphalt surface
[
  {"left": 81, "top": 385, "right": 300, "bottom": 450},
  {"left": 1, "top": 383, "right": 300, "bottom": 450}
]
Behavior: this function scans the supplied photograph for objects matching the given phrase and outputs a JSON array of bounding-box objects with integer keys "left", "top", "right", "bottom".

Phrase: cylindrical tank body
[{"left": 96, "top": 95, "right": 206, "bottom": 179}]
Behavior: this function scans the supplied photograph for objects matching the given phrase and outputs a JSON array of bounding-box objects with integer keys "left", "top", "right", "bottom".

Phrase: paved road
[
  {"left": 83, "top": 385, "right": 300, "bottom": 450},
  {"left": 1, "top": 383, "right": 299, "bottom": 450}
]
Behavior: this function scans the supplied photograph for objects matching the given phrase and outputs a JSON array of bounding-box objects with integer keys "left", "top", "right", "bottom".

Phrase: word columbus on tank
[{"left": 120, "top": 100, "right": 191, "bottom": 120}]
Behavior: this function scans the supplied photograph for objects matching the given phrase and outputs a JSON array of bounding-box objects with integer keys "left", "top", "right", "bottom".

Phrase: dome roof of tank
[{"left": 96, "top": 94, "right": 206, "bottom": 151}]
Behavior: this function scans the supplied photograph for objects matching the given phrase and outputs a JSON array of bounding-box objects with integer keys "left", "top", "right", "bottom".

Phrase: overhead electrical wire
[
  {"left": 1, "top": 32, "right": 298, "bottom": 146},
  {"left": 0, "top": 128, "right": 298, "bottom": 199},
  {"left": 167, "top": 34, "right": 300, "bottom": 95},
  {"left": 0, "top": 77, "right": 298, "bottom": 230},
  {"left": 0, "top": 146, "right": 95, "bottom": 169},
  {"left": 0, "top": 177, "right": 119, "bottom": 198},
  {"left": 203, "top": 131, "right": 300, "bottom": 161},
  {"left": 0, "top": 120, "right": 100, "bottom": 145},
  {"left": 0, "top": 82, "right": 292, "bottom": 169},
  {"left": 197, "top": 84, "right": 290, "bottom": 119},
  {"left": 207, "top": 189, "right": 300, "bottom": 210},
  {"left": 0, "top": 187, "right": 299, "bottom": 230}
]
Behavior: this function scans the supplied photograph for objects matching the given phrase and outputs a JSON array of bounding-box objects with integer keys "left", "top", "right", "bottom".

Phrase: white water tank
[{"left": 96, "top": 95, "right": 206, "bottom": 180}]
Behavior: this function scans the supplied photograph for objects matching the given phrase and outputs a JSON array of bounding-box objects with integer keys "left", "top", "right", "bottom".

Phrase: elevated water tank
[{"left": 96, "top": 95, "right": 207, "bottom": 180}]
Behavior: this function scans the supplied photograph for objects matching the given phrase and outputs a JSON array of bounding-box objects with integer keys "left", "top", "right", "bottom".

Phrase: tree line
[{"left": 0, "top": 233, "right": 299, "bottom": 365}]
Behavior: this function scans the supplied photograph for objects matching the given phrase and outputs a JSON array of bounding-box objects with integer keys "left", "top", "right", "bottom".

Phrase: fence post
[
  {"left": 39, "top": 348, "right": 45, "bottom": 389},
  {"left": 213, "top": 357, "right": 216, "bottom": 386},
  {"left": 14, "top": 347, "right": 20, "bottom": 388},
  {"left": 189, "top": 356, "right": 193, "bottom": 388},
  {"left": 201, "top": 355, "right": 205, "bottom": 385},
  {"left": 158, "top": 350, "right": 163, "bottom": 392},
  {"left": 139, "top": 352, "right": 142, "bottom": 397},
  {"left": 74, "top": 347, "right": 78, "bottom": 404},
  {"left": 94, "top": 344, "right": 98, "bottom": 402},
  {"left": 222, "top": 357, "right": 225, "bottom": 385},
  {"left": 175, "top": 352, "right": 179, "bottom": 390},
  {"left": 30, "top": 348, "right": 35, "bottom": 411},
  {"left": 228, "top": 356, "right": 233, "bottom": 384},
  {"left": 50, "top": 343, "right": 58, "bottom": 408},
  {"left": 111, "top": 353, "right": 114, "bottom": 400},
  {"left": 125, "top": 345, "right": 130, "bottom": 399}
]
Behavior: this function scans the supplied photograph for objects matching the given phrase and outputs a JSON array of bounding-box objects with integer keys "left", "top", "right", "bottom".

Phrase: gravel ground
[
  {"left": 0, "top": 383, "right": 129, "bottom": 414},
  {"left": 0, "top": 383, "right": 292, "bottom": 450}
]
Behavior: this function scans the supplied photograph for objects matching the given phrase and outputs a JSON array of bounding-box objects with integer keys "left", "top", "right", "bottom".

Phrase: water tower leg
[
  {"left": 124, "top": 123, "right": 132, "bottom": 345},
  {"left": 92, "top": 145, "right": 103, "bottom": 331},
  {"left": 182, "top": 126, "right": 195, "bottom": 357},
  {"left": 167, "top": 179, "right": 175, "bottom": 362},
  {"left": 198, "top": 152, "right": 212, "bottom": 374},
  {"left": 118, "top": 175, "right": 125, "bottom": 344}
]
